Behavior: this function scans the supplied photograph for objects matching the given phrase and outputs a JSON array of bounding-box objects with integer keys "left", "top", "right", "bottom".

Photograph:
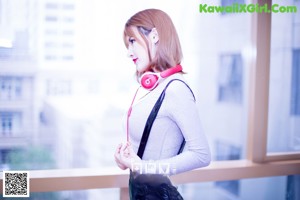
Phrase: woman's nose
[{"left": 127, "top": 47, "right": 133, "bottom": 58}]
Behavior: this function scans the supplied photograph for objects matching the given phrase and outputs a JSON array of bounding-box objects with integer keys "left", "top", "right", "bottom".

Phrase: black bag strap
[{"left": 137, "top": 79, "right": 196, "bottom": 159}]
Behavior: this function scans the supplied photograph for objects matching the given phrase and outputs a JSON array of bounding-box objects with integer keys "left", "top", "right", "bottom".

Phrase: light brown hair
[{"left": 124, "top": 9, "right": 183, "bottom": 77}]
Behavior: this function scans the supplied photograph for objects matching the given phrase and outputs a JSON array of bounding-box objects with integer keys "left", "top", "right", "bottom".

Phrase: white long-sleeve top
[{"left": 128, "top": 73, "right": 211, "bottom": 175}]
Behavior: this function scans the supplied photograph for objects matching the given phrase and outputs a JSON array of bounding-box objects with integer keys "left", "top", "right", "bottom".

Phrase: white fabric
[{"left": 128, "top": 73, "right": 211, "bottom": 175}]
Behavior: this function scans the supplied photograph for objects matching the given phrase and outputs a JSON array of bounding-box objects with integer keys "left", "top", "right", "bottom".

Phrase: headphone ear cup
[{"left": 140, "top": 73, "right": 159, "bottom": 90}]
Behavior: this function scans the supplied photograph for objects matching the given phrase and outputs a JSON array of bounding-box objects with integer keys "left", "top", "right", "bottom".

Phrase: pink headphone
[{"left": 139, "top": 65, "right": 183, "bottom": 90}]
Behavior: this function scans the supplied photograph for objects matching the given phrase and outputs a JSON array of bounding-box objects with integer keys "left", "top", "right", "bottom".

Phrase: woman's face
[{"left": 126, "top": 27, "right": 158, "bottom": 73}]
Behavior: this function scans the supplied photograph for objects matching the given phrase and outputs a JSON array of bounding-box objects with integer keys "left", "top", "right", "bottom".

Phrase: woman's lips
[{"left": 133, "top": 58, "right": 138, "bottom": 64}]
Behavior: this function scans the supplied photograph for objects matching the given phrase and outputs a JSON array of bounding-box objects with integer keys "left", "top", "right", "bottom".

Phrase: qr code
[{"left": 3, "top": 171, "right": 30, "bottom": 198}]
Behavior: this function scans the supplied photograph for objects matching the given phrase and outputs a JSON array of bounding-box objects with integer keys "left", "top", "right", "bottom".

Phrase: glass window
[
  {"left": 0, "top": 112, "right": 22, "bottom": 136},
  {"left": 0, "top": 76, "right": 23, "bottom": 100},
  {"left": 178, "top": 175, "right": 298, "bottom": 200},
  {"left": 45, "top": 30, "right": 58, "bottom": 35},
  {"left": 221, "top": 0, "right": 245, "bottom": 15},
  {"left": 0, "top": 1, "right": 251, "bottom": 170},
  {"left": 267, "top": 0, "right": 300, "bottom": 153},
  {"left": 62, "top": 55, "right": 74, "bottom": 60},
  {"left": 215, "top": 140, "right": 241, "bottom": 160},
  {"left": 26, "top": 188, "right": 119, "bottom": 200},
  {"left": 0, "top": 47, "right": 13, "bottom": 59},
  {"left": 196, "top": 11, "right": 250, "bottom": 161},
  {"left": 218, "top": 54, "right": 243, "bottom": 104},
  {"left": 291, "top": 49, "right": 300, "bottom": 116},
  {"left": 63, "top": 17, "right": 75, "bottom": 23},
  {"left": 63, "top": 4, "right": 75, "bottom": 10},
  {"left": 46, "top": 80, "right": 72, "bottom": 96},
  {"left": 25, "top": 176, "right": 299, "bottom": 200},
  {"left": 45, "top": 16, "right": 58, "bottom": 22},
  {"left": 1, "top": 2, "right": 299, "bottom": 199},
  {"left": 0, "top": 149, "right": 10, "bottom": 165},
  {"left": 44, "top": 55, "right": 57, "bottom": 61},
  {"left": 62, "top": 30, "right": 74, "bottom": 35},
  {"left": 45, "top": 3, "right": 58, "bottom": 10}
]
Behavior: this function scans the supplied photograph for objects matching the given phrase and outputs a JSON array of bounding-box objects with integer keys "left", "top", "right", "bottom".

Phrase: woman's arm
[{"left": 155, "top": 80, "right": 211, "bottom": 175}]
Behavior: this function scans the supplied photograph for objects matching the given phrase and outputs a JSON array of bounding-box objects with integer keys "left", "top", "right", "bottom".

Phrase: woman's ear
[{"left": 149, "top": 28, "right": 159, "bottom": 44}]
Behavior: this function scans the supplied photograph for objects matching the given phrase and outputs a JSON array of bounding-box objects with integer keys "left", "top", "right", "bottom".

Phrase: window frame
[
  {"left": 247, "top": 0, "right": 300, "bottom": 163},
  {"left": 0, "top": 0, "right": 300, "bottom": 196}
]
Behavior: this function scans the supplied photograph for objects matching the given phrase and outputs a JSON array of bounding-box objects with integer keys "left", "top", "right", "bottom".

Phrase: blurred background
[{"left": 0, "top": 0, "right": 299, "bottom": 199}]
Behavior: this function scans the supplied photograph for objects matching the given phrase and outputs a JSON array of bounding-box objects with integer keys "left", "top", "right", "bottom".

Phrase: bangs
[
  {"left": 123, "top": 26, "right": 135, "bottom": 48},
  {"left": 123, "top": 25, "right": 150, "bottom": 49}
]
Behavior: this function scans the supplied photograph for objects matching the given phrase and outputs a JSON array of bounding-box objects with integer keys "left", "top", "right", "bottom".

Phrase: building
[{"left": 0, "top": 0, "right": 40, "bottom": 170}]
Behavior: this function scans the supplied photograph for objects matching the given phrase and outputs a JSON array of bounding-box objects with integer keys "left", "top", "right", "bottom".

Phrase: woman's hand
[
  {"left": 114, "top": 142, "right": 141, "bottom": 170},
  {"left": 114, "top": 143, "right": 128, "bottom": 170}
]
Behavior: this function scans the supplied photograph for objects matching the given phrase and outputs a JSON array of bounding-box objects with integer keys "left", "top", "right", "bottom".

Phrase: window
[
  {"left": 215, "top": 140, "right": 241, "bottom": 161},
  {"left": 45, "top": 16, "right": 58, "bottom": 22},
  {"left": 291, "top": 49, "right": 300, "bottom": 116},
  {"left": 221, "top": 0, "right": 245, "bottom": 7},
  {"left": 62, "top": 30, "right": 74, "bottom": 35},
  {"left": 286, "top": 175, "right": 300, "bottom": 200},
  {"left": 218, "top": 54, "right": 243, "bottom": 104},
  {"left": 267, "top": 4, "right": 300, "bottom": 154},
  {"left": 0, "top": 112, "right": 22, "bottom": 136},
  {"left": 215, "top": 140, "right": 241, "bottom": 196},
  {"left": 0, "top": 149, "right": 10, "bottom": 165},
  {"left": 62, "top": 55, "right": 74, "bottom": 60},
  {"left": 0, "top": 76, "right": 22, "bottom": 100},
  {"left": 63, "top": 17, "right": 75, "bottom": 23},
  {"left": 221, "top": 0, "right": 245, "bottom": 15},
  {"left": 63, "top": 4, "right": 75, "bottom": 10},
  {"left": 45, "top": 30, "right": 58, "bottom": 35},
  {"left": 45, "top": 42, "right": 58, "bottom": 48},
  {"left": 45, "top": 3, "right": 58, "bottom": 10},
  {"left": 44, "top": 55, "right": 58, "bottom": 61},
  {"left": 0, "top": 1, "right": 299, "bottom": 199},
  {"left": 62, "top": 43, "right": 74, "bottom": 48},
  {"left": 43, "top": 2, "right": 75, "bottom": 64},
  {"left": 0, "top": 47, "right": 13, "bottom": 59},
  {"left": 47, "top": 80, "right": 72, "bottom": 96}
]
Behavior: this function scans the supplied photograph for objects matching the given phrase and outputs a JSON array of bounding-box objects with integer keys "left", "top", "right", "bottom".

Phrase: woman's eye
[{"left": 129, "top": 38, "right": 135, "bottom": 44}]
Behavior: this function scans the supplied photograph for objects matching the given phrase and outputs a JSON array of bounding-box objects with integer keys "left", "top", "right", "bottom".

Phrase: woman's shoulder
[
  {"left": 165, "top": 74, "right": 191, "bottom": 91},
  {"left": 162, "top": 74, "right": 195, "bottom": 101}
]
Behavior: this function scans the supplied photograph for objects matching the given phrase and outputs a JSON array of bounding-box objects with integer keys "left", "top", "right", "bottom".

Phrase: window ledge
[{"left": 1, "top": 159, "right": 300, "bottom": 193}]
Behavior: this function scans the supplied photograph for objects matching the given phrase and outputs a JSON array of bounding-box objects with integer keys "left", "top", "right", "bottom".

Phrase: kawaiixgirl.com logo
[{"left": 199, "top": 3, "right": 297, "bottom": 13}]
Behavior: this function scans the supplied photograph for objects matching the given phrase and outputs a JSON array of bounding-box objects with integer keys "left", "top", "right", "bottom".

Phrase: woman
[{"left": 114, "top": 8, "right": 211, "bottom": 198}]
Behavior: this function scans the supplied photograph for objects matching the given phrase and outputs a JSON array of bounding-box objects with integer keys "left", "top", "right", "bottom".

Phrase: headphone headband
[{"left": 140, "top": 65, "right": 182, "bottom": 90}]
